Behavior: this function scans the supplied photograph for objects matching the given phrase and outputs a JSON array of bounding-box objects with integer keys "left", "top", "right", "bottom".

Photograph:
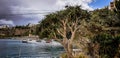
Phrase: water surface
[{"left": 0, "top": 39, "right": 64, "bottom": 58}]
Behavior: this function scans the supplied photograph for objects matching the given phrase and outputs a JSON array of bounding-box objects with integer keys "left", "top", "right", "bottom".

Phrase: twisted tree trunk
[{"left": 63, "top": 40, "right": 73, "bottom": 58}]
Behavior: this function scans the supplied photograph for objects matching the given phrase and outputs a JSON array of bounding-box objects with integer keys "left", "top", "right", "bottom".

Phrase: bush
[
  {"left": 91, "top": 33, "right": 120, "bottom": 58},
  {"left": 74, "top": 53, "right": 88, "bottom": 58},
  {"left": 60, "top": 53, "right": 67, "bottom": 58},
  {"left": 61, "top": 53, "right": 88, "bottom": 58}
]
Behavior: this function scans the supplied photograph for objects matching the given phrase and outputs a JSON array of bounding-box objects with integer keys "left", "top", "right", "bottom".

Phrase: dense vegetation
[
  {"left": 36, "top": 2, "right": 120, "bottom": 58},
  {"left": 0, "top": 25, "right": 37, "bottom": 38},
  {"left": 115, "top": 0, "right": 120, "bottom": 18},
  {"left": 90, "top": 33, "right": 120, "bottom": 58}
]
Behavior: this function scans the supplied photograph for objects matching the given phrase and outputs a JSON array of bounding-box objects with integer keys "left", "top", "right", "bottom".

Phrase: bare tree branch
[
  {"left": 53, "top": 32, "right": 63, "bottom": 43},
  {"left": 57, "top": 29, "right": 65, "bottom": 37},
  {"left": 67, "top": 23, "right": 73, "bottom": 32}
]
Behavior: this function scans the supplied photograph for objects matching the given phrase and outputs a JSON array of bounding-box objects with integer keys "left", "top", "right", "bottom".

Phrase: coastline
[
  {"left": 13, "top": 36, "right": 39, "bottom": 40},
  {"left": 0, "top": 36, "right": 39, "bottom": 40}
]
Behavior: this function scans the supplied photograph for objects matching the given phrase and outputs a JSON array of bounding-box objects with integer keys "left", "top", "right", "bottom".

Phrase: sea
[{"left": 0, "top": 39, "right": 64, "bottom": 58}]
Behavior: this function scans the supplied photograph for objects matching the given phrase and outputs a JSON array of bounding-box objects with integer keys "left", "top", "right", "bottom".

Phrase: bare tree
[{"left": 51, "top": 18, "right": 91, "bottom": 58}]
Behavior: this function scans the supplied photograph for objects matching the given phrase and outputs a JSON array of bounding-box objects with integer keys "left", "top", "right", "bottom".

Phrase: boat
[
  {"left": 21, "top": 39, "right": 62, "bottom": 47},
  {"left": 22, "top": 40, "right": 28, "bottom": 43},
  {"left": 27, "top": 40, "right": 37, "bottom": 43},
  {"left": 22, "top": 39, "right": 37, "bottom": 43},
  {"left": 46, "top": 40, "right": 52, "bottom": 43}
]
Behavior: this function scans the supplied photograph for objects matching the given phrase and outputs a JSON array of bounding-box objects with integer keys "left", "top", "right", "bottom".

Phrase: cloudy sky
[{"left": 0, "top": 0, "right": 112, "bottom": 26}]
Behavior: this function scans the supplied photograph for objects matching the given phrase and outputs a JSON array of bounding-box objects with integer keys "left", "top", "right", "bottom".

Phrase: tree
[
  {"left": 52, "top": 19, "right": 90, "bottom": 58},
  {"left": 38, "top": 6, "right": 91, "bottom": 58}
]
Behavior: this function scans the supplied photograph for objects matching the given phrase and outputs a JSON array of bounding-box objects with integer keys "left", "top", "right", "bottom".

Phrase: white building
[{"left": 109, "top": 0, "right": 119, "bottom": 10}]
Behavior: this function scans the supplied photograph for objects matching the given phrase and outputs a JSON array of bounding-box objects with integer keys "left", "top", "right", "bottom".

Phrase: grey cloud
[
  {"left": 0, "top": 0, "right": 40, "bottom": 26},
  {"left": 0, "top": 0, "right": 21, "bottom": 15},
  {"left": 0, "top": 0, "right": 93, "bottom": 26}
]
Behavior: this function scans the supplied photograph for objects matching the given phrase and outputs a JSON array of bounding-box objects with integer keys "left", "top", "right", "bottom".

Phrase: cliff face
[
  {"left": 14, "top": 28, "right": 30, "bottom": 36},
  {"left": 0, "top": 27, "right": 30, "bottom": 37},
  {"left": 0, "top": 24, "right": 37, "bottom": 38},
  {"left": 0, "top": 28, "right": 10, "bottom": 36}
]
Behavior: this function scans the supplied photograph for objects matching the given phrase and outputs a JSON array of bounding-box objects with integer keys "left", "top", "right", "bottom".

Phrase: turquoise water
[{"left": 0, "top": 39, "right": 64, "bottom": 58}]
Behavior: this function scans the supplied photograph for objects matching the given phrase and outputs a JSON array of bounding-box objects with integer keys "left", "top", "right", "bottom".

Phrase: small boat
[
  {"left": 28, "top": 40, "right": 37, "bottom": 43},
  {"left": 22, "top": 39, "right": 38, "bottom": 43},
  {"left": 46, "top": 40, "right": 51, "bottom": 43},
  {"left": 22, "top": 40, "right": 28, "bottom": 43},
  {"left": 36, "top": 40, "right": 41, "bottom": 42}
]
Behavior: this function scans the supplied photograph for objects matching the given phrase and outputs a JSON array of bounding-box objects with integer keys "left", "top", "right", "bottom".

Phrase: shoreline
[{"left": 0, "top": 36, "right": 39, "bottom": 40}]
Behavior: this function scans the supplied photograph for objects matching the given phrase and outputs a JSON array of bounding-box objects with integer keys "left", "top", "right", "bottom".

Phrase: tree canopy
[
  {"left": 37, "top": 6, "right": 90, "bottom": 39},
  {"left": 36, "top": 5, "right": 120, "bottom": 58}
]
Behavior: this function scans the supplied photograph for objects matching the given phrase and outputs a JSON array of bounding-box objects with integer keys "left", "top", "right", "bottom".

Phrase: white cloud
[
  {"left": 13, "top": 0, "right": 94, "bottom": 16},
  {"left": 0, "top": 19, "right": 14, "bottom": 25},
  {"left": 12, "top": 0, "right": 94, "bottom": 14},
  {"left": 56, "top": 0, "right": 94, "bottom": 10},
  {"left": 10, "top": 0, "right": 94, "bottom": 25}
]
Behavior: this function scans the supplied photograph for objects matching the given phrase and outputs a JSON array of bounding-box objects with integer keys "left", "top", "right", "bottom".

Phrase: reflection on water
[{"left": 0, "top": 39, "right": 64, "bottom": 58}]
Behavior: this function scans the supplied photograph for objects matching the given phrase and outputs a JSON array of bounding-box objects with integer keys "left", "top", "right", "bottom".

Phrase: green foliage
[
  {"left": 115, "top": 0, "right": 120, "bottom": 9},
  {"left": 115, "top": 0, "right": 120, "bottom": 19},
  {"left": 37, "top": 6, "right": 120, "bottom": 39},
  {"left": 61, "top": 53, "right": 88, "bottom": 58},
  {"left": 90, "top": 8, "right": 118, "bottom": 27},
  {"left": 15, "top": 25, "right": 30, "bottom": 29},
  {"left": 74, "top": 53, "right": 88, "bottom": 58},
  {"left": 23, "top": 31, "right": 29, "bottom": 36},
  {"left": 61, "top": 53, "right": 68, "bottom": 58},
  {"left": 37, "top": 6, "right": 90, "bottom": 39},
  {"left": 92, "top": 33, "right": 120, "bottom": 58},
  {"left": 36, "top": 5, "right": 120, "bottom": 57}
]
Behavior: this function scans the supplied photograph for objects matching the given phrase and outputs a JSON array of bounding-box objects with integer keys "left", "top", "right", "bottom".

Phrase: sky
[{"left": 0, "top": 0, "right": 112, "bottom": 26}]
